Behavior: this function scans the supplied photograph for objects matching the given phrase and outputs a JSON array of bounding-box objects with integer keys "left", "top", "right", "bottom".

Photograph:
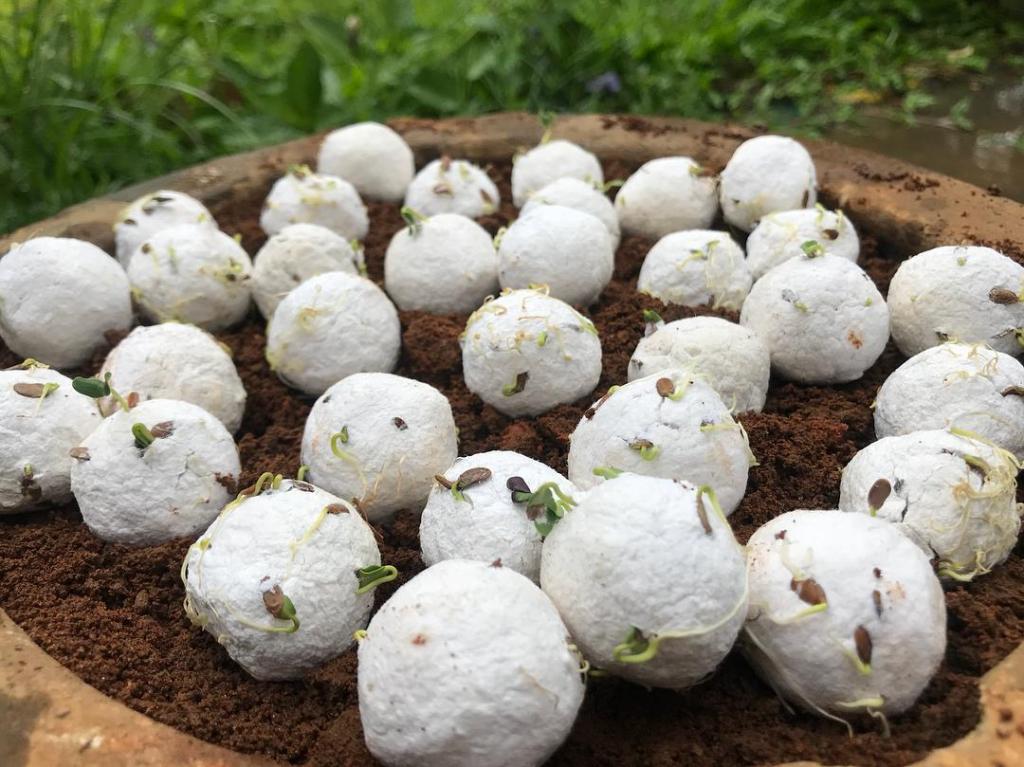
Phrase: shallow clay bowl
[{"left": 1, "top": 113, "right": 1023, "bottom": 767}]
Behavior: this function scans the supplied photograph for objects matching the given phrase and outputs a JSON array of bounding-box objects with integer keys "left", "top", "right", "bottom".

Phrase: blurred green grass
[{"left": 2, "top": 0, "right": 1021, "bottom": 233}]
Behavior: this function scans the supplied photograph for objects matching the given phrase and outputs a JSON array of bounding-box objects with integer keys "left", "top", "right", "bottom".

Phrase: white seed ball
[
  {"left": 888, "top": 245, "right": 1024, "bottom": 357},
  {"left": 113, "top": 190, "right": 216, "bottom": 268},
  {"left": 0, "top": 237, "right": 132, "bottom": 369},
  {"left": 746, "top": 208, "right": 860, "bottom": 280},
  {"left": 266, "top": 272, "right": 400, "bottom": 396},
  {"left": 403, "top": 158, "right": 500, "bottom": 218},
  {"left": 614, "top": 157, "right": 718, "bottom": 240},
  {"left": 628, "top": 316, "right": 770, "bottom": 412},
  {"left": 744, "top": 510, "right": 946, "bottom": 717},
  {"left": 260, "top": 168, "right": 369, "bottom": 240},
  {"left": 720, "top": 135, "right": 818, "bottom": 231},
  {"left": 71, "top": 399, "right": 240, "bottom": 545},
  {"left": 184, "top": 480, "right": 383, "bottom": 680},
  {"left": 541, "top": 474, "right": 747, "bottom": 688},
  {"left": 637, "top": 230, "right": 752, "bottom": 311},
  {"left": 511, "top": 139, "right": 604, "bottom": 207},
  {"left": 740, "top": 253, "right": 889, "bottom": 383},
  {"left": 317, "top": 122, "right": 415, "bottom": 202},
  {"left": 384, "top": 214, "right": 498, "bottom": 314},
  {"left": 420, "top": 451, "right": 578, "bottom": 582},
  {"left": 359, "top": 559, "right": 585, "bottom": 767},
  {"left": 522, "top": 177, "right": 620, "bottom": 249},
  {"left": 251, "top": 223, "right": 364, "bottom": 319},
  {"left": 461, "top": 289, "right": 602, "bottom": 417},
  {"left": 301, "top": 373, "right": 457, "bottom": 522},
  {"left": 497, "top": 205, "right": 614, "bottom": 307},
  {"left": 568, "top": 371, "right": 751, "bottom": 514},
  {"left": 873, "top": 343, "right": 1024, "bottom": 457},
  {"left": 839, "top": 429, "right": 1021, "bottom": 580},
  {"left": 98, "top": 323, "right": 246, "bottom": 433},
  {"left": 128, "top": 225, "right": 253, "bottom": 332},
  {"left": 0, "top": 367, "right": 102, "bottom": 514}
]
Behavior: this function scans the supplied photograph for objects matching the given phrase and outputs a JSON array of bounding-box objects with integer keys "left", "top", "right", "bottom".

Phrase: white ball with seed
[
  {"left": 183, "top": 480, "right": 385, "bottom": 680},
  {"left": 638, "top": 230, "right": 752, "bottom": 311},
  {"left": 541, "top": 473, "right": 747, "bottom": 688},
  {"left": 317, "top": 122, "right": 414, "bottom": 202},
  {"left": 873, "top": 343, "right": 1024, "bottom": 457},
  {"left": 71, "top": 399, "right": 240, "bottom": 545},
  {"left": 522, "top": 177, "right": 620, "bottom": 249},
  {"left": 498, "top": 205, "right": 614, "bottom": 306},
  {"left": 461, "top": 288, "right": 602, "bottom": 417},
  {"left": 628, "top": 316, "right": 770, "bottom": 412},
  {"left": 128, "top": 224, "right": 253, "bottom": 331},
  {"left": 743, "top": 510, "right": 946, "bottom": 717},
  {"left": 384, "top": 214, "right": 498, "bottom": 314},
  {"left": 98, "top": 323, "right": 246, "bottom": 433},
  {"left": 0, "top": 366, "right": 102, "bottom": 514},
  {"left": 568, "top": 370, "right": 751, "bottom": 515},
  {"left": 404, "top": 158, "right": 500, "bottom": 218},
  {"left": 420, "top": 451, "right": 578, "bottom": 582},
  {"left": 251, "top": 223, "right": 364, "bottom": 319},
  {"left": 887, "top": 245, "right": 1024, "bottom": 357},
  {"left": 746, "top": 208, "right": 860, "bottom": 280},
  {"left": 266, "top": 272, "right": 401, "bottom": 396},
  {"left": 114, "top": 190, "right": 216, "bottom": 267},
  {"left": 301, "top": 373, "right": 457, "bottom": 522},
  {"left": 260, "top": 167, "right": 369, "bottom": 241},
  {"left": 359, "top": 559, "right": 585, "bottom": 767},
  {"left": 740, "top": 253, "right": 888, "bottom": 383},
  {"left": 0, "top": 237, "right": 132, "bottom": 369},
  {"left": 839, "top": 429, "right": 1022, "bottom": 580},
  {"left": 720, "top": 135, "right": 817, "bottom": 231},
  {"left": 511, "top": 139, "right": 603, "bottom": 207},
  {"left": 614, "top": 157, "right": 718, "bottom": 240}
]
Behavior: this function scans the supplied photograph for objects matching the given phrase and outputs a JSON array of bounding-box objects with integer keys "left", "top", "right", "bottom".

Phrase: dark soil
[{"left": 1, "top": 155, "right": 1022, "bottom": 767}]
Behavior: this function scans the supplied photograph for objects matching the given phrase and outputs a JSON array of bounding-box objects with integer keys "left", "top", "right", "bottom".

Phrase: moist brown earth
[{"left": 1, "top": 158, "right": 1023, "bottom": 767}]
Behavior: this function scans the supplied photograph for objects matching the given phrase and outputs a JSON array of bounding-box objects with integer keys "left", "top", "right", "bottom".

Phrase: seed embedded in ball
[
  {"left": 317, "top": 121, "right": 415, "bottom": 202},
  {"left": 637, "top": 230, "right": 752, "bottom": 311},
  {"left": 403, "top": 157, "right": 501, "bottom": 218},
  {"left": 511, "top": 139, "right": 603, "bottom": 207},
  {"left": 260, "top": 165, "right": 369, "bottom": 241},
  {"left": 746, "top": 206, "right": 859, "bottom": 280},
  {"left": 615, "top": 157, "right": 718, "bottom": 240},
  {"left": 720, "top": 135, "right": 817, "bottom": 231},
  {"left": 113, "top": 190, "right": 216, "bottom": 268}
]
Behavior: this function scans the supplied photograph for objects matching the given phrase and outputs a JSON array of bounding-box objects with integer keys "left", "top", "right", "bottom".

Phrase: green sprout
[
  {"left": 800, "top": 240, "right": 825, "bottom": 258},
  {"left": 507, "top": 477, "right": 577, "bottom": 537},
  {"left": 538, "top": 109, "right": 555, "bottom": 143},
  {"left": 262, "top": 585, "right": 300, "bottom": 633},
  {"left": 355, "top": 564, "right": 399, "bottom": 594},
  {"left": 502, "top": 371, "right": 529, "bottom": 397},
  {"left": 613, "top": 626, "right": 658, "bottom": 664},
  {"left": 592, "top": 466, "right": 623, "bottom": 480},
  {"left": 296, "top": 464, "right": 310, "bottom": 482},
  {"left": 400, "top": 206, "right": 428, "bottom": 234},
  {"left": 493, "top": 226, "right": 508, "bottom": 249},
  {"left": 72, "top": 372, "right": 131, "bottom": 412},
  {"left": 642, "top": 308, "right": 663, "bottom": 325},
  {"left": 536, "top": 330, "right": 548, "bottom": 347},
  {"left": 629, "top": 439, "right": 660, "bottom": 461},
  {"left": 132, "top": 423, "right": 155, "bottom": 449}
]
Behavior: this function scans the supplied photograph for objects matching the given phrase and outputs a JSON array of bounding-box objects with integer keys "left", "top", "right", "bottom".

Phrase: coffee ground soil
[{"left": 1, "top": 157, "right": 1023, "bottom": 767}]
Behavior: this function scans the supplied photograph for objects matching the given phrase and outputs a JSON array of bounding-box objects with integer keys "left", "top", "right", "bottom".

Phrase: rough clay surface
[
  {"left": 746, "top": 207, "right": 860, "bottom": 280},
  {"left": 403, "top": 158, "right": 501, "bottom": 219},
  {"left": 637, "top": 229, "right": 752, "bottom": 311},
  {"left": 511, "top": 140, "right": 604, "bottom": 207},
  {"left": 317, "top": 122, "right": 415, "bottom": 202},
  {"left": 359, "top": 559, "right": 586, "bottom": 767},
  {"left": 113, "top": 189, "right": 217, "bottom": 267},
  {"left": 521, "top": 177, "right": 621, "bottom": 249},
  {"left": 614, "top": 157, "right": 718, "bottom": 240},
  {"left": 261, "top": 169, "right": 369, "bottom": 241},
  {"left": 720, "top": 135, "right": 818, "bottom": 231}
]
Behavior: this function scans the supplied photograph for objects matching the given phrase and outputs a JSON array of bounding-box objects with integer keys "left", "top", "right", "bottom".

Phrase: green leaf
[{"left": 285, "top": 41, "right": 323, "bottom": 129}]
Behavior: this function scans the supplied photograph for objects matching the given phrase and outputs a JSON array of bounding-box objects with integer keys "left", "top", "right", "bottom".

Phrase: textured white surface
[
  {"left": 384, "top": 214, "right": 499, "bottom": 313},
  {"left": 888, "top": 245, "right": 1024, "bottom": 357},
  {"left": 266, "top": 272, "right": 401, "bottom": 396},
  {"left": 637, "top": 230, "right": 752, "bottom": 311},
  {"left": 873, "top": 343, "right": 1024, "bottom": 457},
  {"left": 839, "top": 430, "right": 1021, "bottom": 579},
  {"left": 99, "top": 323, "right": 247, "bottom": 433},
  {"left": 113, "top": 190, "right": 216, "bottom": 267},
  {"left": 403, "top": 158, "right": 501, "bottom": 218},
  {"left": 260, "top": 168, "right": 369, "bottom": 240},
  {"left": 541, "top": 474, "right": 747, "bottom": 688},
  {"left": 740, "top": 253, "right": 889, "bottom": 383},
  {"left": 746, "top": 208, "right": 859, "bottom": 280},
  {"left": 359, "top": 559, "right": 585, "bottom": 767},
  {"left": 419, "top": 450, "right": 578, "bottom": 582},
  {"left": 0, "top": 237, "right": 132, "bottom": 369},
  {"left": 498, "top": 205, "right": 614, "bottom": 307},
  {"left": 301, "top": 373, "right": 457, "bottom": 522},
  {"left": 0, "top": 367, "right": 102, "bottom": 513},
  {"left": 460, "top": 289, "right": 602, "bottom": 417},
  {"left": 628, "top": 316, "right": 770, "bottom": 412},
  {"left": 128, "top": 224, "right": 253, "bottom": 332},
  {"left": 317, "top": 122, "right": 415, "bottom": 201},
  {"left": 720, "top": 135, "right": 818, "bottom": 231},
  {"left": 251, "top": 223, "right": 363, "bottom": 319},
  {"left": 71, "top": 399, "right": 240, "bottom": 545},
  {"left": 744, "top": 510, "right": 946, "bottom": 717},
  {"left": 511, "top": 139, "right": 604, "bottom": 207},
  {"left": 183, "top": 480, "right": 382, "bottom": 680},
  {"left": 521, "top": 177, "right": 620, "bottom": 249},
  {"left": 614, "top": 157, "right": 718, "bottom": 240}
]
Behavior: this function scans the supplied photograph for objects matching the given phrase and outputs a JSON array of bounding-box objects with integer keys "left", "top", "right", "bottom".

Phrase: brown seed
[
  {"left": 584, "top": 390, "right": 611, "bottom": 419},
  {"left": 69, "top": 447, "right": 91, "bottom": 462},
  {"left": 801, "top": 189, "right": 810, "bottom": 207},
  {"left": 506, "top": 475, "right": 531, "bottom": 498},
  {"left": 854, "top": 625, "right": 873, "bottom": 665},
  {"left": 122, "top": 218, "right": 137, "bottom": 226},
  {"left": 213, "top": 473, "right": 236, "bottom": 493},
  {"left": 291, "top": 481, "right": 315, "bottom": 492},
  {"left": 655, "top": 377, "right": 676, "bottom": 398},
  {"left": 989, "top": 287, "right": 1020, "bottom": 305},
  {"left": 480, "top": 189, "right": 494, "bottom": 204},
  {"left": 1001, "top": 386, "right": 1024, "bottom": 397},
  {"left": 873, "top": 567, "right": 882, "bottom": 579},
  {"left": 262, "top": 585, "right": 286, "bottom": 618},
  {"left": 774, "top": 530, "right": 787, "bottom": 540},
  {"left": 434, "top": 474, "right": 453, "bottom": 489},
  {"left": 790, "top": 577, "right": 827, "bottom": 606},
  {"left": 868, "top": 478, "right": 892, "bottom": 510},
  {"left": 695, "top": 494, "right": 712, "bottom": 534},
  {"left": 490, "top": 558, "right": 503, "bottom": 568},
  {"left": 823, "top": 228, "right": 839, "bottom": 240},
  {"left": 872, "top": 589, "right": 883, "bottom": 617},
  {"left": 392, "top": 417, "right": 408, "bottom": 430},
  {"left": 629, "top": 438, "right": 654, "bottom": 451},
  {"left": 12, "top": 382, "right": 46, "bottom": 398},
  {"left": 325, "top": 503, "right": 349, "bottom": 515},
  {"left": 150, "top": 421, "right": 175, "bottom": 439},
  {"left": 141, "top": 243, "right": 152, "bottom": 254},
  {"left": 456, "top": 467, "right": 492, "bottom": 490},
  {"left": 432, "top": 182, "right": 454, "bottom": 196},
  {"left": 847, "top": 330, "right": 863, "bottom": 349},
  {"left": 411, "top": 633, "right": 428, "bottom": 645},
  {"left": 126, "top": 392, "right": 141, "bottom": 408}
]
